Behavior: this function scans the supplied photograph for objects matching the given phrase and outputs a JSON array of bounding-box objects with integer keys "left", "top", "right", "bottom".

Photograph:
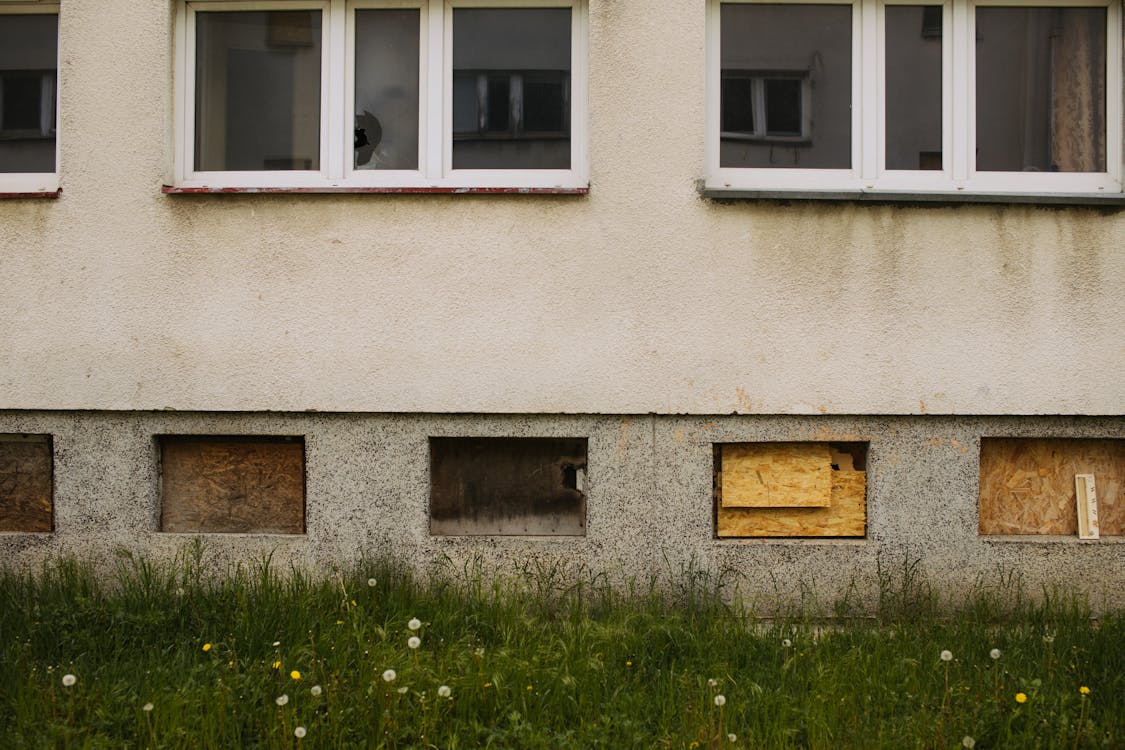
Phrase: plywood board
[
  {"left": 979, "top": 438, "right": 1124, "bottom": 536},
  {"left": 720, "top": 443, "right": 832, "bottom": 508},
  {"left": 0, "top": 436, "right": 52, "bottom": 532},
  {"left": 160, "top": 437, "right": 305, "bottom": 534},
  {"left": 718, "top": 470, "right": 866, "bottom": 537}
]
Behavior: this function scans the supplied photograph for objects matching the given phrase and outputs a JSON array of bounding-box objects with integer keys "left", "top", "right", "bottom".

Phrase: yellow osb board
[
  {"left": 717, "top": 471, "right": 866, "bottom": 537},
  {"left": 979, "top": 438, "right": 1124, "bottom": 535},
  {"left": 720, "top": 442, "right": 832, "bottom": 508}
]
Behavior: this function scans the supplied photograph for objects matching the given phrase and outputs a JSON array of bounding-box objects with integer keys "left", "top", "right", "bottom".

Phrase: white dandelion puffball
[
  {"left": 962, "top": 736, "right": 976, "bottom": 749},
  {"left": 990, "top": 648, "right": 1001, "bottom": 660},
  {"left": 368, "top": 578, "right": 377, "bottom": 587},
  {"left": 61, "top": 674, "right": 76, "bottom": 687},
  {"left": 142, "top": 702, "right": 154, "bottom": 712},
  {"left": 408, "top": 636, "right": 421, "bottom": 649},
  {"left": 272, "top": 641, "right": 281, "bottom": 647},
  {"left": 782, "top": 638, "right": 792, "bottom": 648},
  {"left": 707, "top": 678, "right": 718, "bottom": 688},
  {"left": 382, "top": 669, "right": 396, "bottom": 682},
  {"left": 728, "top": 734, "right": 737, "bottom": 743},
  {"left": 940, "top": 650, "right": 953, "bottom": 662},
  {"left": 275, "top": 694, "right": 289, "bottom": 706},
  {"left": 714, "top": 695, "right": 726, "bottom": 707},
  {"left": 438, "top": 685, "right": 451, "bottom": 698},
  {"left": 294, "top": 726, "right": 307, "bottom": 739},
  {"left": 310, "top": 685, "right": 323, "bottom": 696},
  {"left": 408, "top": 618, "right": 422, "bottom": 631}
]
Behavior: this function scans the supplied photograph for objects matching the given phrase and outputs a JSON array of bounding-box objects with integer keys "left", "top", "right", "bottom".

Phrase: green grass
[{"left": 0, "top": 548, "right": 1122, "bottom": 749}]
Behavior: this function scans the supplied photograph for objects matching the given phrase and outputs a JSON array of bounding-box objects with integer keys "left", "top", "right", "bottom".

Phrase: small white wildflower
[
  {"left": 990, "top": 648, "right": 1001, "bottom": 660},
  {"left": 408, "top": 636, "right": 421, "bottom": 649},
  {"left": 962, "top": 736, "right": 976, "bottom": 749},
  {"left": 142, "top": 702, "right": 154, "bottom": 712},
  {"left": 408, "top": 618, "right": 422, "bottom": 631},
  {"left": 940, "top": 650, "right": 953, "bottom": 662},
  {"left": 782, "top": 638, "right": 792, "bottom": 648},
  {"left": 272, "top": 641, "right": 281, "bottom": 647},
  {"left": 275, "top": 694, "right": 289, "bottom": 706},
  {"left": 397, "top": 686, "right": 409, "bottom": 694},
  {"left": 437, "top": 685, "right": 451, "bottom": 698},
  {"left": 382, "top": 669, "right": 396, "bottom": 682},
  {"left": 707, "top": 678, "right": 718, "bottom": 688},
  {"left": 368, "top": 578, "right": 377, "bottom": 587},
  {"left": 474, "top": 647, "right": 485, "bottom": 657},
  {"left": 728, "top": 734, "right": 737, "bottom": 743},
  {"left": 714, "top": 695, "right": 726, "bottom": 707},
  {"left": 1043, "top": 633, "right": 1055, "bottom": 645},
  {"left": 294, "top": 726, "right": 307, "bottom": 739},
  {"left": 310, "top": 685, "right": 322, "bottom": 697},
  {"left": 61, "top": 674, "right": 76, "bottom": 687}
]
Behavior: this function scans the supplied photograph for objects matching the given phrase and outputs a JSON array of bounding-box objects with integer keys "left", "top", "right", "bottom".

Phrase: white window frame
[
  {"left": 705, "top": 0, "right": 1123, "bottom": 197},
  {"left": 173, "top": 0, "right": 588, "bottom": 191},
  {"left": 0, "top": 2, "right": 60, "bottom": 196}
]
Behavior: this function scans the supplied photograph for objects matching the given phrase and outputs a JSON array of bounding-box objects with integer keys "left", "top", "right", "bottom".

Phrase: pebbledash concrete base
[{"left": 0, "top": 410, "right": 1122, "bottom": 613}]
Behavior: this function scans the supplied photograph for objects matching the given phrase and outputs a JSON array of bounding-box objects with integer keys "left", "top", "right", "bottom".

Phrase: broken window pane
[
  {"left": 452, "top": 8, "right": 571, "bottom": 170},
  {"left": 720, "top": 4, "right": 851, "bottom": 168},
  {"left": 886, "top": 6, "right": 942, "bottom": 170},
  {"left": 194, "top": 11, "right": 322, "bottom": 171},
  {"left": 354, "top": 9, "right": 420, "bottom": 170},
  {"left": 976, "top": 7, "right": 1106, "bottom": 173},
  {"left": 0, "top": 14, "right": 57, "bottom": 174}
]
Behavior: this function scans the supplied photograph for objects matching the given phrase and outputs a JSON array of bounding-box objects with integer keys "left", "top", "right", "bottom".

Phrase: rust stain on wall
[{"left": 0, "top": 436, "right": 52, "bottom": 532}]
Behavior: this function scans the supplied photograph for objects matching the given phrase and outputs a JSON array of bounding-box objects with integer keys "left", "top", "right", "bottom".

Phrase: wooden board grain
[
  {"left": 718, "top": 470, "right": 866, "bottom": 537},
  {"left": 720, "top": 442, "right": 832, "bottom": 508},
  {"left": 160, "top": 437, "right": 305, "bottom": 534},
  {"left": 0, "top": 436, "right": 52, "bottom": 532},
  {"left": 979, "top": 438, "right": 1124, "bottom": 536}
]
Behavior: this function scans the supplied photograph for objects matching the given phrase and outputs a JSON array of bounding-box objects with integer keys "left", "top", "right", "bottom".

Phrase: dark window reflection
[
  {"left": 976, "top": 7, "right": 1105, "bottom": 173},
  {"left": 195, "top": 11, "right": 322, "bottom": 171},
  {"left": 452, "top": 8, "right": 571, "bottom": 170},
  {"left": 720, "top": 4, "right": 851, "bottom": 169},
  {"left": 886, "top": 6, "right": 942, "bottom": 170},
  {"left": 0, "top": 14, "right": 57, "bottom": 174}
]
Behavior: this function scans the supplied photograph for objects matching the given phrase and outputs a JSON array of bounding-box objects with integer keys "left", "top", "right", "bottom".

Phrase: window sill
[
  {"left": 162, "top": 185, "right": 589, "bottom": 196},
  {"left": 981, "top": 535, "right": 1124, "bottom": 544},
  {"left": 0, "top": 188, "right": 60, "bottom": 199},
  {"left": 701, "top": 187, "right": 1125, "bottom": 207},
  {"left": 713, "top": 537, "right": 867, "bottom": 546}
]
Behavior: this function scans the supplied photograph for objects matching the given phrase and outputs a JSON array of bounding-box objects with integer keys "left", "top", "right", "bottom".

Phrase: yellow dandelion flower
[
  {"left": 350, "top": 599, "right": 357, "bottom": 607},
  {"left": 1015, "top": 692, "right": 1028, "bottom": 704},
  {"left": 626, "top": 660, "right": 633, "bottom": 667},
  {"left": 273, "top": 660, "right": 282, "bottom": 670},
  {"left": 335, "top": 620, "right": 344, "bottom": 625},
  {"left": 228, "top": 661, "right": 234, "bottom": 668},
  {"left": 290, "top": 670, "right": 302, "bottom": 680},
  {"left": 483, "top": 682, "right": 492, "bottom": 689},
  {"left": 202, "top": 643, "right": 212, "bottom": 652},
  {"left": 1079, "top": 686, "right": 1091, "bottom": 695}
]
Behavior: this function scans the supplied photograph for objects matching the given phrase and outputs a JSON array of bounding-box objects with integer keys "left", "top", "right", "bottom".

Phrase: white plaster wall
[{"left": 0, "top": 0, "right": 1122, "bottom": 415}]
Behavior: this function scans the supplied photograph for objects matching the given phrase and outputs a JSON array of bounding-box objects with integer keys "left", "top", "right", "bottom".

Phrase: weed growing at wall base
[{"left": 0, "top": 553, "right": 1122, "bottom": 748}]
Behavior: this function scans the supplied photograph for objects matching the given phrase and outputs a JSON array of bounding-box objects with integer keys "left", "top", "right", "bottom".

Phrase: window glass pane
[
  {"left": 452, "top": 8, "right": 571, "bottom": 170},
  {"left": 195, "top": 11, "right": 322, "bottom": 171},
  {"left": 885, "top": 6, "right": 942, "bottom": 170},
  {"left": 354, "top": 9, "right": 419, "bottom": 171},
  {"left": 976, "top": 7, "right": 1106, "bottom": 173},
  {"left": 720, "top": 4, "right": 851, "bottom": 169},
  {"left": 0, "top": 14, "right": 57, "bottom": 174}
]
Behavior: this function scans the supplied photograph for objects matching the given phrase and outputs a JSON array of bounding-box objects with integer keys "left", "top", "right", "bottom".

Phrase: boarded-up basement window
[
  {"left": 0, "top": 435, "right": 53, "bottom": 532},
  {"left": 979, "top": 438, "right": 1124, "bottom": 536},
  {"left": 160, "top": 436, "right": 305, "bottom": 534},
  {"left": 715, "top": 442, "right": 867, "bottom": 538},
  {"left": 430, "top": 437, "right": 587, "bottom": 536}
]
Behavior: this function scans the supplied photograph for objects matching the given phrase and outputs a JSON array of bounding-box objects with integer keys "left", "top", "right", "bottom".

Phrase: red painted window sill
[{"left": 162, "top": 185, "right": 588, "bottom": 196}]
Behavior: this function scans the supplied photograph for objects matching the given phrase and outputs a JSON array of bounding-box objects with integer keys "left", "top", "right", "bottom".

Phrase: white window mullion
[
  {"left": 431, "top": 0, "right": 447, "bottom": 180},
  {"left": 851, "top": 0, "right": 865, "bottom": 178},
  {"left": 1105, "top": 1, "right": 1122, "bottom": 187},
  {"left": 952, "top": 0, "right": 971, "bottom": 182},
  {"left": 860, "top": 0, "right": 878, "bottom": 181},
  {"left": 325, "top": 0, "right": 346, "bottom": 180}
]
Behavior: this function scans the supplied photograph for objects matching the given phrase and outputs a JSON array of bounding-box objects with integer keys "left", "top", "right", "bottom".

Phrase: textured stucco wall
[
  {"left": 0, "top": 0, "right": 1123, "bottom": 415},
  {"left": 1, "top": 411, "right": 1122, "bottom": 611}
]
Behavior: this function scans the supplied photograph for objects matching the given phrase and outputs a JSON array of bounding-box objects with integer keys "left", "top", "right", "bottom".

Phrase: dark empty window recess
[
  {"left": 430, "top": 437, "right": 587, "bottom": 536},
  {"left": 0, "top": 435, "right": 52, "bottom": 532},
  {"left": 160, "top": 436, "right": 305, "bottom": 534}
]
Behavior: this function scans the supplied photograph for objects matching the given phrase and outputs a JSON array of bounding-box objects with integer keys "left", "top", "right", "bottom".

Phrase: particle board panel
[
  {"left": 0, "top": 436, "right": 52, "bottom": 532},
  {"left": 720, "top": 442, "right": 832, "bottom": 508},
  {"left": 160, "top": 436, "right": 305, "bottom": 534},
  {"left": 718, "top": 470, "right": 866, "bottom": 537},
  {"left": 979, "top": 438, "right": 1124, "bottom": 536}
]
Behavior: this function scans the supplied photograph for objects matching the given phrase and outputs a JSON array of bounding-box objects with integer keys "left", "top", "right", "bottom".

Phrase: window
[
  {"left": 172, "top": 0, "right": 587, "bottom": 192},
  {"left": 706, "top": 0, "right": 1122, "bottom": 197},
  {"left": 0, "top": 435, "right": 53, "bottom": 533},
  {"left": 0, "top": 5, "right": 59, "bottom": 195}
]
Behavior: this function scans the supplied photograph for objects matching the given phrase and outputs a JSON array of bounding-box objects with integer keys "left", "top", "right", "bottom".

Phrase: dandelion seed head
[
  {"left": 408, "top": 636, "right": 421, "bottom": 649},
  {"left": 272, "top": 641, "right": 280, "bottom": 647},
  {"left": 142, "top": 702, "right": 154, "bottom": 712},
  {"left": 728, "top": 734, "right": 737, "bottom": 743},
  {"left": 438, "top": 685, "right": 451, "bottom": 698},
  {"left": 940, "top": 650, "right": 953, "bottom": 662},
  {"left": 1015, "top": 692, "right": 1027, "bottom": 704},
  {"left": 382, "top": 669, "right": 396, "bottom": 682},
  {"left": 294, "top": 726, "right": 307, "bottom": 739},
  {"left": 707, "top": 678, "right": 718, "bottom": 688},
  {"left": 367, "top": 578, "right": 377, "bottom": 587},
  {"left": 714, "top": 694, "right": 726, "bottom": 707},
  {"left": 990, "top": 648, "right": 1001, "bottom": 660},
  {"left": 61, "top": 674, "right": 76, "bottom": 687},
  {"left": 310, "top": 685, "right": 322, "bottom": 696},
  {"left": 290, "top": 670, "right": 301, "bottom": 680},
  {"left": 782, "top": 638, "right": 792, "bottom": 648},
  {"left": 275, "top": 694, "right": 289, "bottom": 706},
  {"left": 962, "top": 736, "right": 975, "bottom": 748},
  {"left": 408, "top": 618, "right": 422, "bottom": 631}
]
